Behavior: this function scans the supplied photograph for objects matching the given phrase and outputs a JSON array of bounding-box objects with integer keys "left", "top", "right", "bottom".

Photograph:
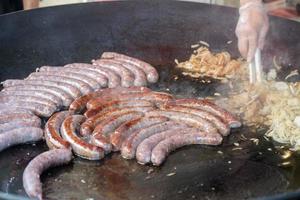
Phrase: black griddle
[{"left": 0, "top": 1, "right": 300, "bottom": 199}]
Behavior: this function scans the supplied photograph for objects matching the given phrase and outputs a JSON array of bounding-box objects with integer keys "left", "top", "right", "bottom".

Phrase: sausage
[
  {"left": 0, "top": 95, "right": 59, "bottom": 109},
  {"left": 145, "top": 110, "right": 219, "bottom": 134},
  {"left": 86, "top": 91, "right": 173, "bottom": 110},
  {"left": 84, "top": 99, "right": 155, "bottom": 118},
  {"left": 80, "top": 106, "right": 155, "bottom": 136},
  {"left": 65, "top": 63, "right": 121, "bottom": 88},
  {"left": 167, "top": 99, "right": 241, "bottom": 128},
  {"left": 90, "top": 134, "right": 112, "bottom": 154},
  {"left": 60, "top": 115, "right": 104, "bottom": 160},
  {"left": 3, "top": 83, "right": 74, "bottom": 107},
  {"left": 111, "top": 116, "right": 169, "bottom": 152},
  {"left": 95, "top": 59, "right": 147, "bottom": 86},
  {"left": 0, "top": 127, "right": 43, "bottom": 152},
  {"left": 151, "top": 131, "right": 223, "bottom": 166},
  {"left": 44, "top": 111, "right": 72, "bottom": 150},
  {"left": 23, "top": 148, "right": 73, "bottom": 200},
  {"left": 0, "top": 107, "right": 33, "bottom": 115},
  {"left": 69, "top": 86, "right": 152, "bottom": 113},
  {"left": 39, "top": 65, "right": 108, "bottom": 88},
  {"left": 2, "top": 79, "right": 81, "bottom": 100},
  {"left": 27, "top": 74, "right": 93, "bottom": 94},
  {"left": 93, "top": 59, "right": 135, "bottom": 87},
  {"left": 0, "top": 90, "right": 63, "bottom": 107},
  {"left": 0, "top": 113, "right": 40, "bottom": 124},
  {"left": 136, "top": 128, "right": 188, "bottom": 164},
  {"left": 0, "top": 102, "right": 56, "bottom": 117},
  {"left": 101, "top": 52, "right": 159, "bottom": 83},
  {"left": 0, "top": 120, "right": 41, "bottom": 134},
  {"left": 160, "top": 105, "right": 230, "bottom": 136},
  {"left": 120, "top": 121, "right": 187, "bottom": 159}
]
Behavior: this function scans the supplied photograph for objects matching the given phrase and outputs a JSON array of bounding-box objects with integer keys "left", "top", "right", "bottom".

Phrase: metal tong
[{"left": 248, "top": 49, "right": 263, "bottom": 84}]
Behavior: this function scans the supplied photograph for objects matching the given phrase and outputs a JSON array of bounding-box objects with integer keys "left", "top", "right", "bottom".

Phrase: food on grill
[
  {"left": 176, "top": 46, "right": 243, "bottom": 79},
  {"left": 23, "top": 148, "right": 73, "bottom": 200}
]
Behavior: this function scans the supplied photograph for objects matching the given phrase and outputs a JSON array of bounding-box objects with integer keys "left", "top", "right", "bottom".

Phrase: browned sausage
[
  {"left": 44, "top": 111, "right": 72, "bottom": 150},
  {"left": 39, "top": 65, "right": 108, "bottom": 87},
  {"left": 101, "top": 52, "right": 159, "bottom": 83},
  {"left": 60, "top": 115, "right": 104, "bottom": 160},
  {"left": 167, "top": 99, "right": 241, "bottom": 128},
  {"left": 160, "top": 105, "right": 230, "bottom": 136},
  {"left": 84, "top": 99, "right": 155, "bottom": 118},
  {"left": 145, "top": 110, "right": 219, "bottom": 134},
  {"left": 151, "top": 131, "right": 223, "bottom": 166},
  {"left": 0, "top": 127, "right": 43, "bottom": 152},
  {"left": 120, "top": 121, "right": 187, "bottom": 159},
  {"left": 23, "top": 148, "right": 73, "bottom": 200},
  {"left": 111, "top": 116, "right": 169, "bottom": 152}
]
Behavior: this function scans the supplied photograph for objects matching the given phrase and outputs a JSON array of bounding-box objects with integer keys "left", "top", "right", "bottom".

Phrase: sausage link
[
  {"left": 101, "top": 52, "right": 159, "bottom": 83},
  {"left": 0, "top": 95, "right": 58, "bottom": 109},
  {"left": 111, "top": 116, "right": 169, "bottom": 152},
  {"left": 168, "top": 99, "right": 241, "bottom": 128},
  {"left": 121, "top": 121, "right": 187, "bottom": 159},
  {"left": 61, "top": 115, "right": 104, "bottom": 160},
  {"left": 23, "top": 148, "right": 73, "bottom": 200},
  {"left": 0, "top": 107, "right": 33, "bottom": 115},
  {"left": 0, "top": 113, "right": 40, "bottom": 124},
  {"left": 0, "top": 127, "right": 43, "bottom": 152},
  {"left": 45, "top": 111, "right": 72, "bottom": 150},
  {"left": 151, "top": 131, "right": 223, "bottom": 166},
  {"left": 0, "top": 120, "right": 41, "bottom": 134}
]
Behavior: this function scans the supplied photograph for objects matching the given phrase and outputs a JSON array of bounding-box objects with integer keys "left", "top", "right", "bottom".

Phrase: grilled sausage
[
  {"left": 145, "top": 110, "right": 219, "bottom": 134},
  {"left": 0, "top": 90, "right": 63, "bottom": 107},
  {"left": 0, "top": 95, "right": 58, "bottom": 109},
  {"left": 3, "top": 83, "right": 74, "bottom": 107},
  {"left": 45, "top": 111, "right": 72, "bottom": 150},
  {"left": 81, "top": 106, "right": 155, "bottom": 136},
  {"left": 120, "top": 121, "right": 187, "bottom": 159},
  {"left": 93, "top": 60, "right": 135, "bottom": 87},
  {"left": 23, "top": 148, "right": 73, "bottom": 200},
  {"left": 84, "top": 99, "right": 155, "bottom": 118},
  {"left": 136, "top": 128, "right": 187, "bottom": 164},
  {"left": 0, "top": 127, "right": 43, "bottom": 152},
  {"left": 61, "top": 115, "right": 104, "bottom": 160},
  {"left": 86, "top": 91, "right": 173, "bottom": 110},
  {"left": 101, "top": 52, "right": 159, "bottom": 83},
  {"left": 151, "top": 131, "right": 223, "bottom": 166},
  {"left": 167, "top": 99, "right": 241, "bottom": 128},
  {"left": 111, "top": 116, "right": 169, "bottom": 152},
  {"left": 2, "top": 79, "right": 81, "bottom": 100},
  {"left": 0, "top": 120, "right": 41, "bottom": 134},
  {"left": 160, "top": 105, "right": 230, "bottom": 136},
  {"left": 69, "top": 86, "right": 151, "bottom": 113},
  {"left": 65, "top": 63, "right": 121, "bottom": 88},
  {"left": 39, "top": 65, "right": 108, "bottom": 88},
  {"left": 27, "top": 74, "right": 93, "bottom": 94}
]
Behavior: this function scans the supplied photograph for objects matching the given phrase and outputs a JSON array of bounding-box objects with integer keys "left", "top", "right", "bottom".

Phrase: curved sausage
[
  {"left": 110, "top": 116, "right": 169, "bottom": 152},
  {"left": 2, "top": 79, "right": 81, "bottom": 100},
  {"left": 145, "top": 110, "right": 218, "bottom": 135},
  {"left": 27, "top": 74, "right": 93, "bottom": 94},
  {"left": 60, "top": 115, "right": 104, "bottom": 160},
  {"left": 0, "top": 127, "right": 43, "bottom": 152},
  {"left": 65, "top": 63, "right": 121, "bottom": 88},
  {"left": 0, "top": 107, "right": 33, "bottom": 115},
  {"left": 80, "top": 106, "right": 155, "bottom": 136},
  {"left": 167, "top": 99, "right": 241, "bottom": 128},
  {"left": 0, "top": 95, "right": 58, "bottom": 109},
  {"left": 39, "top": 65, "right": 108, "bottom": 88},
  {"left": 84, "top": 99, "right": 155, "bottom": 118},
  {"left": 160, "top": 105, "right": 230, "bottom": 136},
  {"left": 120, "top": 121, "right": 187, "bottom": 159},
  {"left": 86, "top": 91, "right": 173, "bottom": 110},
  {"left": 136, "top": 128, "right": 188, "bottom": 164},
  {"left": 151, "top": 131, "right": 223, "bottom": 166},
  {"left": 3, "top": 83, "right": 73, "bottom": 107},
  {"left": 69, "top": 86, "right": 151, "bottom": 113},
  {"left": 23, "top": 148, "right": 73, "bottom": 200},
  {"left": 101, "top": 52, "right": 159, "bottom": 83},
  {"left": 0, "top": 120, "right": 41, "bottom": 134},
  {"left": 0, "top": 113, "right": 40, "bottom": 124},
  {"left": 45, "top": 111, "right": 72, "bottom": 150}
]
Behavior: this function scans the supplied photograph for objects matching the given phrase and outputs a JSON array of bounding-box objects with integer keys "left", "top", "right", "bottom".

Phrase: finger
[
  {"left": 247, "top": 34, "right": 258, "bottom": 62},
  {"left": 237, "top": 35, "right": 249, "bottom": 59},
  {"left": 258, "top": 18, "right": 269, "bottom": 50}
]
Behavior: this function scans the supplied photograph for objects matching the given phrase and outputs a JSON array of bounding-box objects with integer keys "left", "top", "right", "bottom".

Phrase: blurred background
[{"left": 0, "top": 0, "right": 300, "bottom": 21}]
